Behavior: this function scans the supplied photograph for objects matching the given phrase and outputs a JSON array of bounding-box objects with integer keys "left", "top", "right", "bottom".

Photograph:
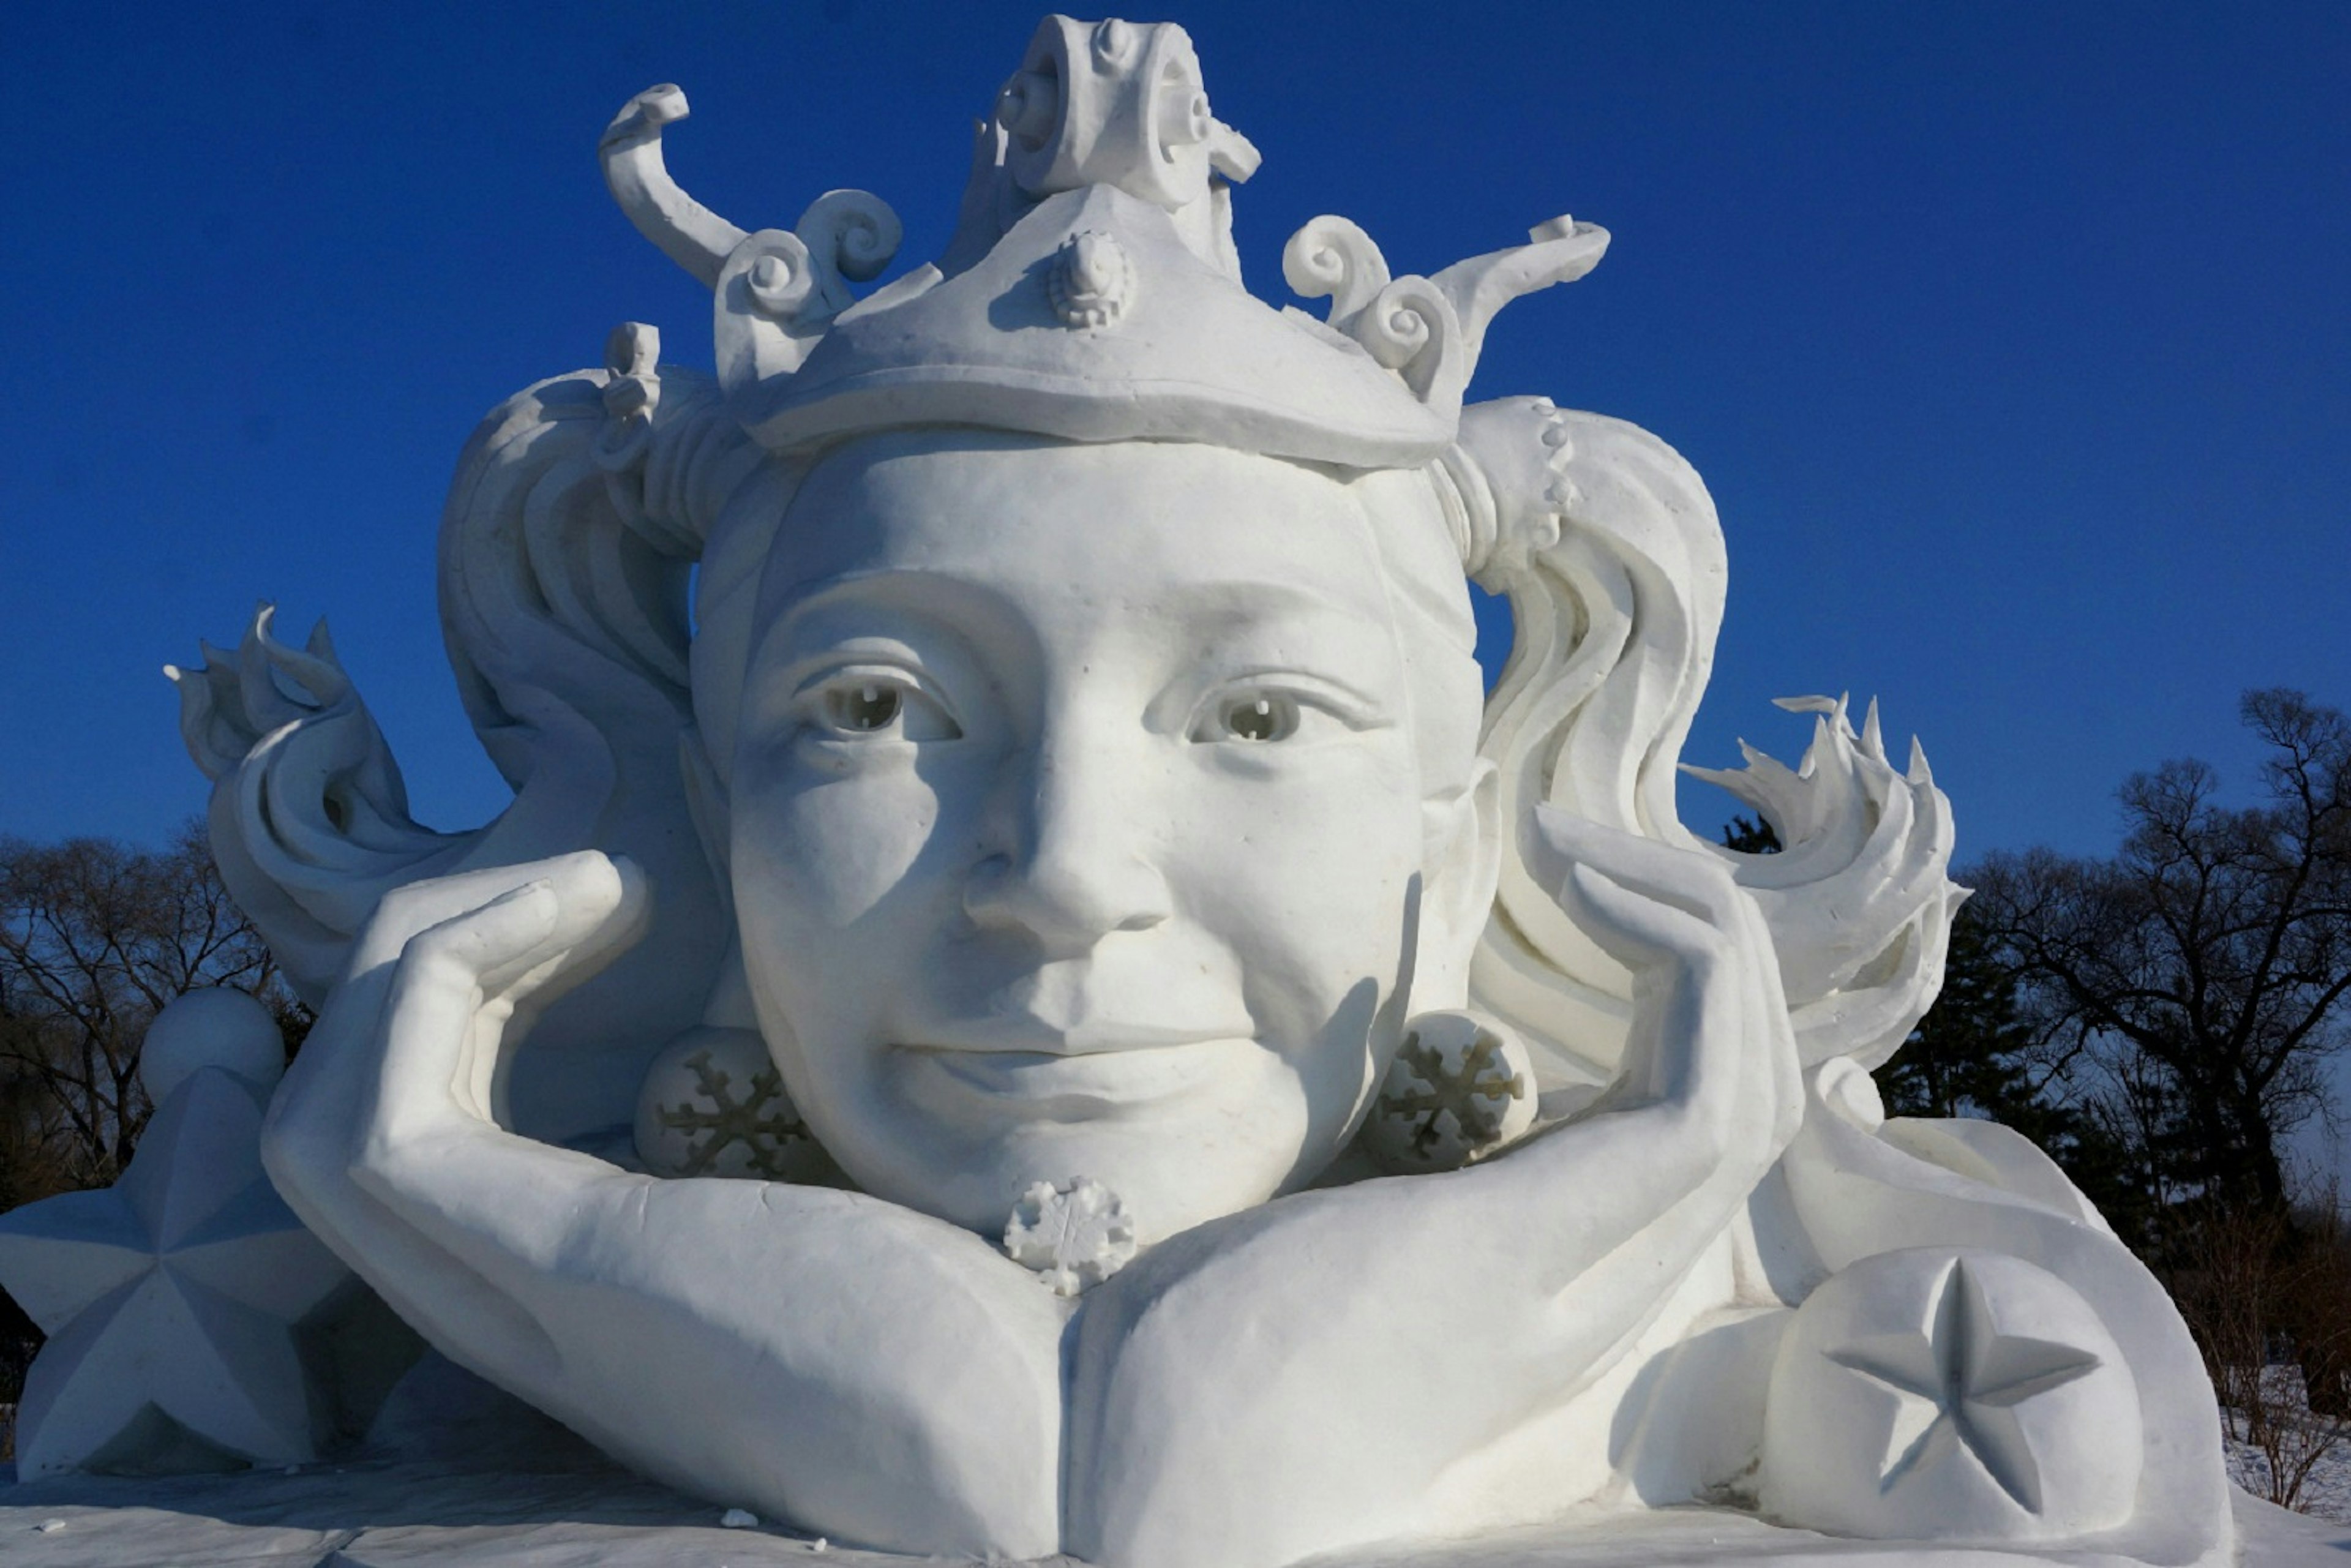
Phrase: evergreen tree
[
  {"left": 1878, "top": 899, "right": 2158, "bottom": 1242},
  {"left": 1878, "top": 900, "right": 2038, "bottom": 1122}
]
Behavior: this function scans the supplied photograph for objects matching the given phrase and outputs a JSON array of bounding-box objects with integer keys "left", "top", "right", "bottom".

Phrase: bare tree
[
  {"left": 1967, "top": 689, "right": 2351, "bottom": 1214},
  {"left": 0, "top": 822, "right": 305, "bottom": 1195},
  {"left": 2169, "top": 1193, "right": 2351, "bottom": 1509}
]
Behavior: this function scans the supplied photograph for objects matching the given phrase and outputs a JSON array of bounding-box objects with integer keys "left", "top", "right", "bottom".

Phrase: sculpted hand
[
  {"left": 266, "top": 853, "right": 647, "bottom": 1263},
  {"left": 358, "top": 853, "right": 651, "bottom": 1147},
  {"left": 1531, "top": 803, "right": 1804, "bottom": 1190},
  {"left": 264, "top": 853, "right": 1065, "bottom": 1560},
  {"left": 1068, "top": 807, "right": 1801, "bottom": 1568}
]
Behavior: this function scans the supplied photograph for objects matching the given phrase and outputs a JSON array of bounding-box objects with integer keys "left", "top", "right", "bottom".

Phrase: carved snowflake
[
  {"left": 1395, "top": 1030, "right": 1523, "bottom": 1149},
  {"left": 1003, "top": 1177, "right": 1137, "bottom": 1296},
  {"left": 654, "top": 1049, "right": 812, "bottom": 1179},
  {"left": 1361, "top": 1013, "right": 1530, "bottom": 1174}
]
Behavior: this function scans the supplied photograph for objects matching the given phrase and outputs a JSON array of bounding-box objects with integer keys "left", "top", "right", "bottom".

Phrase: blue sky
[{"left": 2, "top": 0, "right": 2345, "bottom": 867}]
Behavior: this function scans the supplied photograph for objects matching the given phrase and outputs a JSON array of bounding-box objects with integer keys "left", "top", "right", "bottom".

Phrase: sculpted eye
[
  {"left": 809, "top": 675, "right": 961, "bottom": 742},
  {"left": 1196, "top": 691, "right": 1300, "bottom": 744},
  {"left": 830, "top": 683, "right": 899, "bottom": 732}
]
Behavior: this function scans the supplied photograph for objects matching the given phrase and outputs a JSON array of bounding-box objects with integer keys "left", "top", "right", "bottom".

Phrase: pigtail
[
  {"left": 170, "top": 334, "right": 765, "bottom": 1138},
  {"left": 1444, "top": 398, "right": 1963, "bottom": 1093}
]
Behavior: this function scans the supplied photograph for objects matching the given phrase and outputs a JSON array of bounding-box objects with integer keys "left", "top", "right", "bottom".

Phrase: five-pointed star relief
[
  {"left": 0, "top": 1069, "right": 353, "bottom": 1475},
  {"left": 1826, "top": 1256, "right": 2104, "bottom": 1514}
]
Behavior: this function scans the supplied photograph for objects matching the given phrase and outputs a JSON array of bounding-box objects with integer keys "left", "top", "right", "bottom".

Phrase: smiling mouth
[{"left": 896, "top": 1036, "right": 1251, "bottom": 1115}]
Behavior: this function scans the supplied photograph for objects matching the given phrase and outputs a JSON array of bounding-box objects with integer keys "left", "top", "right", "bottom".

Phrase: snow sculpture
[
  {"left": 1761, "top": 1247, "right": 2141, "bottom": 1540},
  {"left": 138, "top": 14, "right": 2229, "bottom": 1567},
  {"left": 0, "top": 991, "right": 398, "bottom": 1476},
  {"left": 135, "top": 986, "right": 284, "bottom": 1105}
]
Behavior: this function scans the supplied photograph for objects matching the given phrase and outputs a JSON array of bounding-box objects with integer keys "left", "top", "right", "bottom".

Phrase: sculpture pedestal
[{"left": 0, "top": 1465, "right": 2337, "bottom": 1567}]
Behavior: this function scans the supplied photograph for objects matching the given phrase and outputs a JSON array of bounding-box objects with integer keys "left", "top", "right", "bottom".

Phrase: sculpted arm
[
  {"left": 1067, "top": 806, "right": 1803, "bottom": 1568},
  {"left": 261, "top": 853, "right": 1063, "bottom": 1559}
]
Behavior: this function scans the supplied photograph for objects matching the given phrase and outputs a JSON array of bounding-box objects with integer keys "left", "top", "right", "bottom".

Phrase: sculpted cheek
[
  {"left": 1173, "top": 747, "right": 1423, "bottom": 1052},
  {"left": 729, "top": 754, "right": 953, "bottom": 935},
  {"left": 1183, "top": 749, "right": 1422, "bottom": 919},
  {"left": 782, "top": 774, "right": 945, "bottom": 926}
]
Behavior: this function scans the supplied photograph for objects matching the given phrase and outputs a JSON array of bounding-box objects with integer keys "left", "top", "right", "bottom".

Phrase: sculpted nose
[{"left": 965, "top": 745, "right": 1173, "bottom": 952}]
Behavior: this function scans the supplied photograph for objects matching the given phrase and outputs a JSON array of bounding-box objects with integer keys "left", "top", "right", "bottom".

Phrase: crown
[{"left": 599, "top": 14, "right": 1609, "bottom": 469}]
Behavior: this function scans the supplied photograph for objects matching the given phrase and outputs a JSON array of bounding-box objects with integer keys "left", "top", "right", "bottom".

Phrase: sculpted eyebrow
[
  {"left": 1150, "top": 577, "right": 1394, "bottom": 634},
  {"left": 767, "top": 568, "right": 1386, "bottom": 636},
  {"left": 762, "top": 569, "right": 1015, "bottom": 642}
]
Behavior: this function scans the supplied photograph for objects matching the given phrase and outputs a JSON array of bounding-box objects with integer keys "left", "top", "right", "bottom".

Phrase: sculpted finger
[
  {"left": 473, "top": 852, "right": 649, "bottom": 1002},
  {"left": 1728, "top": 893, "right": 1805, "bottom": 1152},
  {"left": 363, "top": 883, "right": 560, "bottom": 1147},
  {"left": 1531, "top": 804, "right": 1740, "bottom": 929},
  {"left": 370, "top": 855, "right": 648, "bottom": 1133},
  {"left": 400, "top": 880, "right": 563, "bottom": 992},
  {"left": 1561, "top": 862, "right": 1724, "bottom": 977},
  {"left": 388, "top": 852, "right": 648, "bottom": 1003}
]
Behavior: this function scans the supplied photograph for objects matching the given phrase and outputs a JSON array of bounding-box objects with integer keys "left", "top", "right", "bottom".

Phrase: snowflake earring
[
  {"left": 1359, "top": 1011, "right": 1538, "bottom": 1175},
  {"left": 634, "top": 1026, "right": 840, "bottom": 1185}
]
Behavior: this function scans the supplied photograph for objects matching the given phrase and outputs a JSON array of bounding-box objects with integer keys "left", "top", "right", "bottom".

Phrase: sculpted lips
[
  {"left": 888, "top": 959, "right": 1260, "bottom": 1114},
  {"left": 893, "top": 958, "right": 1257, "bottom": 1114},
  {"left": 898, "top": 1037, "right": 1257, "bottom": 1114}
]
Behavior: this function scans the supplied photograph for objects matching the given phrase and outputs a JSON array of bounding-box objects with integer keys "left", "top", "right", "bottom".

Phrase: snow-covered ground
[
  {"left": 2228, "top": 1427, "right": 2351, "bottom": 1522},
  {"left": 9, "top": 1395, "right": 2351, "bottom": 1556},
  {"left": 2221, "top": 1366, "right": 2351, "bottom": 1523}
]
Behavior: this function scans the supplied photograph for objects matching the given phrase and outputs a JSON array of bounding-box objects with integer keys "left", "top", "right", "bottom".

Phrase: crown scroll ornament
[{"left": 601, "top": 84, "right": 906, "bottom": 400}]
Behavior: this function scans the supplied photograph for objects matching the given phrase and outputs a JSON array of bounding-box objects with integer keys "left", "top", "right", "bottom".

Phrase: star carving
[
  {"left": 0, "top": 1069, "right": 354, "bottom": 1476},
  {"left": 1826, "top": 1256, "right": 2103, "bottom": 1514}
]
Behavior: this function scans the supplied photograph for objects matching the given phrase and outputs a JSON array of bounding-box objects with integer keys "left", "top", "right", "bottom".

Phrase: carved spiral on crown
[
  {"left": 1355, "top": 276, "right": 1458, "bottom": 401},
  {"left": 1281, "top": 215, "right": 1392, "bottom": 329},
  {"left": 997, "top": 66, "right": 1061, "bottom": 149},
  {"left": 796, "top": 190, "right": 904, "bottom": 289}
]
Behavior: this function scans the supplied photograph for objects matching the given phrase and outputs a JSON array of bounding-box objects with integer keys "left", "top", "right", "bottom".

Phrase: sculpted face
[{"left": 727, "top": 432, "right": 1487, "bottom": 1243}]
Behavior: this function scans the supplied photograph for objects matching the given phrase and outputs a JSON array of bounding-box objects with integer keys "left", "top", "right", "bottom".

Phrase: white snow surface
[
  {"left": 2230, "top": 1427, "right": 2351, "bottom": 1525},
  {"left": 4, "top": 1368, "right": 2349, "bottom": 1566},
  {"left": 3, "top": 1459, "right": 2349, "bottom": 1566}
]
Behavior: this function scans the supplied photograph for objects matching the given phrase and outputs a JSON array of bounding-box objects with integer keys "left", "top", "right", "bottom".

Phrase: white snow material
[{"left": 2, "top": 1457, "right": 2344, "bottom": 1563}]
